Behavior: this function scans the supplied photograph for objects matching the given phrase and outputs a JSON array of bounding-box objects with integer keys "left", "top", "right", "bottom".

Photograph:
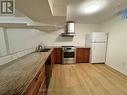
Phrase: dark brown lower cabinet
[
  {"left": 23, "top": 51, "right": 54, "bottom": 95},
  {"left": 23, "top": 64, "right": 46, "bottom": 95},
  {"left": 76, "top": 48, "right": 90, "bottom": 63},
  {"left": 53, "top": 48, "right": 62, "bottom": 64},
  {"left": 51, "top": 50, "right": 55, "bottom": 68},
  {"left": 37, "top": 78, "right": 46, "bottom": 95}
]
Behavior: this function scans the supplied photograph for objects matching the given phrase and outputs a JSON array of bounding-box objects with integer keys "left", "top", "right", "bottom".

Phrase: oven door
[
  {"left": 64, "top": 50, "right": 75, "bottom": 58},
  {"left": 63, "top": 50, "right": 76, "bottom": 64}
]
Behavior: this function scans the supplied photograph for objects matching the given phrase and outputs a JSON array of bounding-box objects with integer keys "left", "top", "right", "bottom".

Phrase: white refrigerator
[{"left": 85, "top": 32, "right": 108, "bottom": 63}]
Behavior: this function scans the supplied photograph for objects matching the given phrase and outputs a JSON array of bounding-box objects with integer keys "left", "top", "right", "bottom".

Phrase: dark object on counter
[
  {"left": 36, "top": 45, "right": 43, "bottom": 52},
  {"left": 40, "top": 48, "right": 51, "bottom": 52},
  {"left": 36, "top": 45, "right": 51, "bottom": 52}
]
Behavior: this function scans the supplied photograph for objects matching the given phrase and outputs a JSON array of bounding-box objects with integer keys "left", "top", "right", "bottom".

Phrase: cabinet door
[
  {"left": 82, "top": 48, "right": 90, "bottom": 63},
  {"left": 91, "top": 43, "right": 106, "bottom": 63},
  {"left": 54, "top": 48, "right": 62, "bottom": 64},
  {"left": 37, "top": 80, "right": 46, "bottom": 95},
  {"left": 76, "top": 48, "right": 90, "bottom": 63},
  {"left": 76, "top": 48, "right": 82, "bottom": 63},
  {"left": 51, "top": 50, "right": 55, "bottom": 69},
  {"left": 23, "top": 64, "right": 46, "bottom": 95}
]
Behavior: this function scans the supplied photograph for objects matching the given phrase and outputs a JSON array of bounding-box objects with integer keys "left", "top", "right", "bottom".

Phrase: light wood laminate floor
[{"left": 47, "top": 64, "right": 127, "bottom": 95}]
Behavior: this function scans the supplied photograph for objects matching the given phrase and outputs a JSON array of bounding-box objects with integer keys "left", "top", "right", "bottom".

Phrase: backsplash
[{"left": 0, "top": 48, "right": 35, "bottom": 65}]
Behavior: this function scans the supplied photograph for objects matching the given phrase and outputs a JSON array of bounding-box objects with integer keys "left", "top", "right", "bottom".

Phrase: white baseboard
[{"left": 106, "top": 63, "right": 127, "bottom": 76}]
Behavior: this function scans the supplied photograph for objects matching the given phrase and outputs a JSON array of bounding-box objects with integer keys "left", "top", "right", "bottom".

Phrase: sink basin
[{"left": 40, "top": 48, "right": 51, "bottom": 52}]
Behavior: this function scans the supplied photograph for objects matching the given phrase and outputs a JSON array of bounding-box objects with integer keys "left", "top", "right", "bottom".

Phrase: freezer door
[
  {"left": 91, "top": 43, "right": 107, "bottom": 63},
  {"left": 92, "top": 32, "right": 108, "bottom": 43}
]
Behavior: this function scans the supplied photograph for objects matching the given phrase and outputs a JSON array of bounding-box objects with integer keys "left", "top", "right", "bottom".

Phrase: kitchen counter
[
  {"left": 0, "top": 49, "right": 52, "bottom": 95},
  {"left": 48, "top": 46, "right": 90, "bottom": 48},
  {"left": 75, "top": 46, "right": 90, "bottom": 48}
]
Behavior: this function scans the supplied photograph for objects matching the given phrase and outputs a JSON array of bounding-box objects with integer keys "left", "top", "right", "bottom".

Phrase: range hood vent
[{"left": 62, "top": 21, "right": 75, "bottom": 37}]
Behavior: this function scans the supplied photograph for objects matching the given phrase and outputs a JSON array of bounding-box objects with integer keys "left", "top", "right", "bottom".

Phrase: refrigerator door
[
  {"left": 92, "top": 32, "right": 108, "bottom": 43},
  {"left": 85, "top": 34, "right": 92, "bottom": 48},
  {"left": 91, "top": 43, "right": 107, "bottom": 63}
]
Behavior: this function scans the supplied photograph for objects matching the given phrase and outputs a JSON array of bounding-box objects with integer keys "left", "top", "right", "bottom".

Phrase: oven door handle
[{"left": 63, "top": 50, "right": 75, "bottom": 52}]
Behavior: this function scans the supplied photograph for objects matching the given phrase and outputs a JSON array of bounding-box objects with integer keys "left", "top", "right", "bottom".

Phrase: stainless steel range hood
[{"left": 62, "top": 21, "right": 75, "bottom": 37}]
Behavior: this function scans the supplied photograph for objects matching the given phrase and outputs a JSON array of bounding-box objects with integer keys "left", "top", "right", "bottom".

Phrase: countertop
[
  {"left": 48, "top": 46, "right": 90, "bottom": 48},
  {"left": 0, "top": 49, "right": 52, "bottom": 95}
]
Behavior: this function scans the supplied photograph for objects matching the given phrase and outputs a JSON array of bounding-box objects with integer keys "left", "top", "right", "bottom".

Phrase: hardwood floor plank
[{"left": 48, "top": 64, "right": 127, "bottom": 95}]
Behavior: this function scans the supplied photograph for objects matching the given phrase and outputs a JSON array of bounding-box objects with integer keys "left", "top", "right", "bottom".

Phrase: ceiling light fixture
[
  {"left": 79, "top": 0, "right": 107, "bottom": 15},
  {"left": 84, "top": 3, "right": 100, "bottom": 14}
]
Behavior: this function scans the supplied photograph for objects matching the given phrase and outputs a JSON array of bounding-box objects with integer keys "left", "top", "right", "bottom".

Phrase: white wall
[
  {"left": 41, "top": 24, "right": 100, "bottom": 46},
  {"left": 0, "top": 28, "right": 46, "bottom": 65},
  {"left": 100, "top": 14, "right": 127, "bottom": 75},
  {"left": 0, "top": 24, "right": 99, "bottom": 65},
  {"left": 6, "top": 28, "right": 46, "bottom": 54},
  {"left": 0, "top": 48, "right": 34, "bottom": 65},
  {"left": 0, "top": 28, "right": 7, "bottom": 56},
  {"left": 6, "top": 24, "right": 100, "bottom": 53}
]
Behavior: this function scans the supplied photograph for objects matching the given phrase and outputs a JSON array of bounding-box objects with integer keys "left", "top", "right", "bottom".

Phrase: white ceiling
[
  {"left": 49, "top": 0, "right": 127, "bottom": 24},
  {"left": 16, "top": 0, "right": 127, "bottom": 25},
  {"left": 66, "top": 0, "right": 127, "bottom": 23},
  {"left": 16, "top": 0, "right": 66, "bottom": 26}
]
